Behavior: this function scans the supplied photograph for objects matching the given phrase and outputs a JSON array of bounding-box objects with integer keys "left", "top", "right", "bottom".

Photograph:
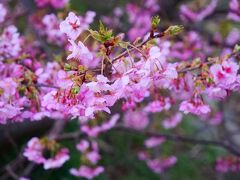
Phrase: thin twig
[
  {"left": 112, "top": 33, "right": 164, "bottom": 62},
  {"left": 5, "top": 166, "right": 18, "bottom": 180},
  {"left": 113, "top": 126, "right": 240, "bottom": 157}
]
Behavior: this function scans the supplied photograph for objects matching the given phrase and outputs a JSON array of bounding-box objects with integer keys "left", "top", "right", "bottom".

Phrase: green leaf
[
  {"left": 234, "top": 44, "right": 240, "bottom": 53},
  {"left": 88, "top": 29, "right": 102, "bottom": 42},
  {"left": 165, "top": 25, "right": 184, "bottom": 36},
  {"left": 151, "top": 16, "right": 160, "bottom": 29}
]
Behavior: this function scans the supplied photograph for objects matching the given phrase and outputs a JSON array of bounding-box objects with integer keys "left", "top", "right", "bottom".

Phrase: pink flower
[
  {"left": 147, "top": 156, "right": 177, "bottom": 174},
  {"left": 210, "top": 60, "right": 239, "bottom": 87},
  {"left": 138, "top": 151, "right": 149, "bottom": 160},
  {"left": 179, "top": 99, "right": 211, "bottom": 115},
  {"left": 76, "top": 140, "right": 90, "bottom": 152},
  {"left": 147, "top": 46, "right": 167, "bottom": 70},
  {"left": 228, "top": 0, "right": 240, "bottom": 22},
  {"left": 50, "top": 0, "right": 69, "bottom": 9},
  {"left": 0, "top": 25, "right": 21, "bottom": 59},
  {"left": 86, "top": 151, "right": 101, "bottom": 165},
  {"left": 226, "top": 28, "right": 240, "bottom": 46},
  {"left": 102, "top": 113, "right": 120, "bottom": 128},
  {"left": 70, "top": 165, "right": 104, "bottom": 179},
  {"left": 19, "top": 177, "right": 30, "bottom": 180},
  {"left": 81, "top": 114, "right": 120, "bottom": 137},
  {"left": 0, "top": 103, "right": 22, "bottom": 124},
  {"left": 205, "top": 87, "right": 227, "bottom": 99},
  {"left": 162, "top": 113, "right": 183, "bottom": 129},
  {"left": 23, "top": 137, "right": 69, "bottom": 169},
  {"left": 35, "top": 0, "right": 68, "bottom": 9},
  {"left": 0, "top": 3, "right": 7, "bottom": 23},
  {"left": 144, "top": 137, "right": 166, "bottom": 148},
  {"left": 23, "top": 137, "right": 46, "bottom": 164},
  {"left": 201, "top": 112, "right": 222, "bottom": 126},
  {"left": 144, "top": 99, "right": 171, "bottom": 113},
  {"left": 126, "top": 1, "right": 159, "bottom": 41},
  {"left": 122, "top": 100, "right": 136, "bottom": 111},
  {"left": 67, "top": 40, "right": 93, "bottom": 63},
  {"left": 0, "top": 78, "right": 18, "bottom": 98},
  {"left": 149, "top": 46, "right": 163, "bottom": 60},
  {"left": 60, "top": 12, "right": 81, "bottom": 40},
  {"left": 86, "top": 75, "right": 111, "bottom": 93},
  {"left": 180, "top": 0, "right": 218, "bottom": 22},
  {"left": 43, "top": 148, "right": 70, "bottom": 169},
  {"left": 35, "top": 0, "right": 49, "bottom": 7},
  {"left": 123, "top": 110, "right": 149, "bottom": 130},
  {"left": 216, "top": 157, "right": 240, "bottom": 173},
  {"left": 42, "top": 14, "right": 66, "bottom": 45},
  {"left": 209, "top": 112, "right": 222, "bottom": 125}
]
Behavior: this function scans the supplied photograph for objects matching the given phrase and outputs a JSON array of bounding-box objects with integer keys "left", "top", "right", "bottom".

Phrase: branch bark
[
  {"left": 57, "top": 125, "right": 240, "bottom": 157},
  {"left": 113, "top": 126, "right": 240, "bottom": 157}
]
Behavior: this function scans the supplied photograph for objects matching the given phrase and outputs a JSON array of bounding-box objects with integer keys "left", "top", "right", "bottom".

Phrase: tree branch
[
  {"left": 56, "top": 126, "right": 240, "bottom": 157},
  {"left": 113, "top": 126, "right": 240, "bottom": 157}
]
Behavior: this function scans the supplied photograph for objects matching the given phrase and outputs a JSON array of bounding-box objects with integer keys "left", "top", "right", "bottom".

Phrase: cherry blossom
[
  {"left": 1, "top": 0, "right": 240, "bottom": 178},
  {"left": 228, "top": 0, "right": 240, "bottom": 22},
  {"left": 162, "top": 113, "right": 183, "bottom": 129},
  {"left": 0, "top": 3, "right": 7, "bottom": 23},
  {"left": 23, "top": 137, "right": 69, "bottom": 169},
  {"left": 0, "top": 25, "right": 21, "bottom": 60},
  {"left": 180, "top": 99, "right": 211, "bottom": 116},
  {"left": 210, "top": 60, "right": 239, "bottom": 87},
  {"left": 60, "top": 12, "right": 82, "bottom": 40},
  {"left": 67, "top": 40, "right": 93, "bottom": 64},
  {"left": 146, "top": 156, "right": 177, "bottom": 174},
  {"left": 144, "top": 137, "right": 166, "bottom": 148},
  {"left": 70, "top": 166, "right": 104, "bottom": 179},
  {"left": 123, "top": 110, "right": 149, "bottom": 130},
  {"left": 35, "top": 0, "right": 68, "bottom": 9},
  {"left": 180, "top": 0, "right": 218, "bottom": 22}
]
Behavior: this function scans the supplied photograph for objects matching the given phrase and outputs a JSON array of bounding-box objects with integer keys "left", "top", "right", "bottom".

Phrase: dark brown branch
[
  {"left": 5, "top": 166, "right": 18, "bottom": 180},
  {"left": 35, "top": 83, "right": 60, "bottom": 89},
  {"left": 57, "top": 126, "right": 240, "bottom": 157},
  {"left": 113, "top": 126, "right": 240, "bottom": 157}
]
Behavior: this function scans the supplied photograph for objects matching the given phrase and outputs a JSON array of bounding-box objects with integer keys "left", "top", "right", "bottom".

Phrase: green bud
[
  {"left": 71, "top": 86, "right": 80, "bottom": 94},
  {"left": 64, "top": 63, "right": 71, "bottom": 71},
  {"left": 98, "top": 21, "right": 113, "bottom": 42},
  {"left": 89, "top": 21, "right": 113, "bottom": 42},
  {"left": 78, "top": 65, "right": 86, "bottom": 73},
  {"left": 99, "top": 20, "right": 105, "bottom": 35},
  {"left": 165, "top": 25, "right": 184, "bottom": 36},
  {"left": 85, "top": 73, "right": 94, "bottom": 81},
  {"left": 151, "top": 16, "right": 160, "bottom": 29},
  {"left": 0, "top": 88, "right": 3, "bottom": 96},
  {"left": 234, "top": 44, "right": 240, "bottom": 53}
]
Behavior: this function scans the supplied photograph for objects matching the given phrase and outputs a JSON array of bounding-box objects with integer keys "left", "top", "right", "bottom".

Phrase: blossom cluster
[
  {"left": 23, "top": 137, "right": 70, "bottom": 170},
  {"left": 1, "top": 0, "right": 240, "bottom": 179},
  {"left": 216, "top": 156, "right": 240, "bottom": 173},
  {"left": 35, "top": 0, "right": 69, "bottom": 9}
]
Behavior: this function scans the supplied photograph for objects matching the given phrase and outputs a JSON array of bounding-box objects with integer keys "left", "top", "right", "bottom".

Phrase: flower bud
[
  {"left": 64, "top": 63, "right": 72, "bottom": 71},
  {"left": 164, "top": 25, "right": 184, "bottom": 36},
  {"left": 234, "top": 44, "right": 240, "bottom": 53},
  {"left": 71, "top": 86, "right": 80, "bottom": 94},
  {"left": 151, "top": 16, "right": 160, "bottom": 29}
]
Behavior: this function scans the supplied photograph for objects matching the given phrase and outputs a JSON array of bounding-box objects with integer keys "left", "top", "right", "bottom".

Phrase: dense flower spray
[{"left": 1, "top": 0, "right": 240, "bottom": 179}]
